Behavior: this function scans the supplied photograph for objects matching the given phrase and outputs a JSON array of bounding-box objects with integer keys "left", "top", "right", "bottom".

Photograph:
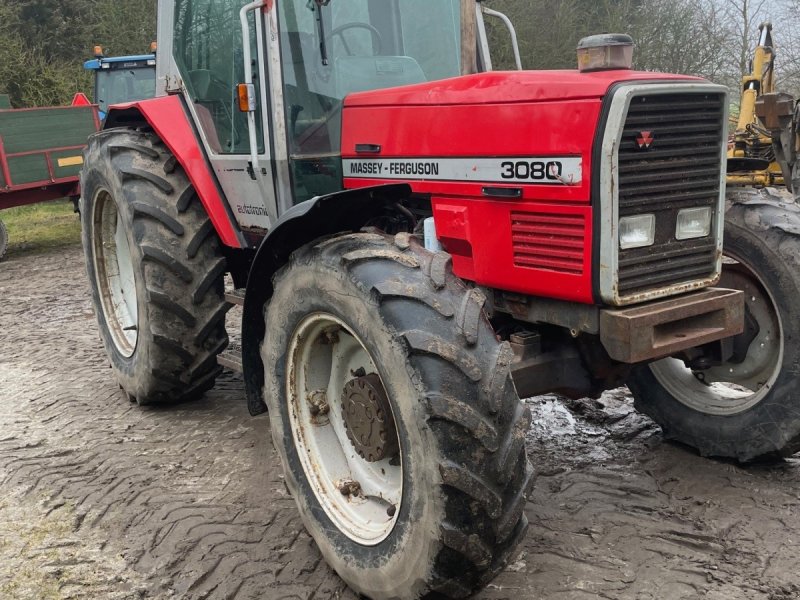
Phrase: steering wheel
[{"left": 326, "top": 22, "right": 383, "bottom": 56}]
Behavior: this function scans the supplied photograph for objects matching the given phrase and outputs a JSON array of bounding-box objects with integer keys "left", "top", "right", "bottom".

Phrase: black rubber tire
[
  {"left": 80, "top": 128, "right": 229, "bottom": 405},
  {"left": 0, "top": 218, "right": 7, "bottom": 260},
  {"left": 262, "top": 232, "right": 534, "bottom": 599},
  {"left": 628, "top": 188, "right": 800, "bottom": 461}
]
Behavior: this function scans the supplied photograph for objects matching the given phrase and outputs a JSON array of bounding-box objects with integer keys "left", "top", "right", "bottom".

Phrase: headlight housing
[
  {"left": 676, "top": 206, "right": 712, "bottom": 240},
  {"left": 619, "top": 214, "right": 656, "bottom": 249}
]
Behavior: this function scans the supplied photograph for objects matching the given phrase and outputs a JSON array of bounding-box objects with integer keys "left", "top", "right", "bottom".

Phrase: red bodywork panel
[
  {"left": 343, "top": 70, "right": 699, "bottom": 304},
  {"left": 106, "top": 96, "right": 244, "bottom": 249}
]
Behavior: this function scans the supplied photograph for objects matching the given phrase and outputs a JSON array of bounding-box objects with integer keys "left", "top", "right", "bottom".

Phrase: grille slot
[
  {"left": 618, "top": 239, "right": 717, "bottom": 293},
  {"left": 511, "top": 211, "right": 585, "bottom": 275},
  {"left": 616, "top": 92, "right": 724, "bottom": 296}
]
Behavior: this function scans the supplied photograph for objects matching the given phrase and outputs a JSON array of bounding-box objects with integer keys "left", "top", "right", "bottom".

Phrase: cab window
[
  {"left": 173, "top": 0, "right": 264, "bottom": 154},
  {"left": 278, "top": 0, "right": 461, "bottom": 201}
]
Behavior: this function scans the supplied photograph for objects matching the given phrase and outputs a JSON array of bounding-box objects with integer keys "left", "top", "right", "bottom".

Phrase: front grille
[
  {"left": 616, "top": 92, "right": 724, "bottom": 296},
  {"left": 511, "top": 211, "right": 585, "bottom": 274}
]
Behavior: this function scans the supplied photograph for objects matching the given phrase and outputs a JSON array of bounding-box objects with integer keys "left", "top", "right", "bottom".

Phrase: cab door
[{"left": 170, "top": 0, "right": 277, "bottom": 232}]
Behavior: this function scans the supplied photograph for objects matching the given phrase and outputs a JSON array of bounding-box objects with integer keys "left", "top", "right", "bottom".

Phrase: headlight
[
  {"left": 676, "top": 206, "right": 712, "bottom": 240},
  {"left": 619, "top": 214, "right": 656, "bottom": 249}
]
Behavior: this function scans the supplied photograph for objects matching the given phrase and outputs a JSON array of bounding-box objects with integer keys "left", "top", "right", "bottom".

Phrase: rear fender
[
  {"left": 242, "top": 183, "right": 412, "bottom": 415},
  {"left": 104, "top": 96, "right": 246, "bottom": 249}
]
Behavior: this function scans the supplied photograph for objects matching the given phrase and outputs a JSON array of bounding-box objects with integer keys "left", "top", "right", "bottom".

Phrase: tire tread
[
  {"left": 287, "top": 233, "right": 533, "bottom": 597},
  {"left": 82, "top": 129, "right": 228, "bottom": 405}
]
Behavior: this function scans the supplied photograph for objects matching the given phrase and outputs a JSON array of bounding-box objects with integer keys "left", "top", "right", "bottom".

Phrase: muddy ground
[{"left": 2, "top": 245, "right": 800, "bottom": 600}]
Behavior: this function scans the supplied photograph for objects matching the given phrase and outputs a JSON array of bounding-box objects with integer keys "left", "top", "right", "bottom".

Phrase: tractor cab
[
  {"left": 156, "top": 0, "right": 473, "bottom": 222},
  {"left": 84, "top": 47, "right": 157, "bottom": 119}
]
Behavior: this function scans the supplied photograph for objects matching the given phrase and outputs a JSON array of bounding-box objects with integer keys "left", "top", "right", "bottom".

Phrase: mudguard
[
  {"left": 104, "top": 95, "right": 246, "bottom": 249},
  {"left": 242, "top": 183, "right": 411, "bottom": 415}
]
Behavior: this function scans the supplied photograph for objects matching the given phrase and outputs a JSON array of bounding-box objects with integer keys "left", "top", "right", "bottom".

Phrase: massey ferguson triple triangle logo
[{"left": 636, "top": 131, "right": 655, "bottom": 150}]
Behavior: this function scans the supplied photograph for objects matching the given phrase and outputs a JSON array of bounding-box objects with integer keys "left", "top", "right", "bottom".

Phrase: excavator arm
[{"left": 728, "top": 22, "right": 800, "bottom": 197}]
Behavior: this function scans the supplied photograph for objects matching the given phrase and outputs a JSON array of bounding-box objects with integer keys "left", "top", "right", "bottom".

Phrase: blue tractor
[{"left": 84, "top": 46, "right": 156, "bottom": 120}]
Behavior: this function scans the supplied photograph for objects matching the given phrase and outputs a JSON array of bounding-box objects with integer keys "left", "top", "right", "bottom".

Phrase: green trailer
[{"left": 0, "top": 96, "right": 99, "bottom": 258}]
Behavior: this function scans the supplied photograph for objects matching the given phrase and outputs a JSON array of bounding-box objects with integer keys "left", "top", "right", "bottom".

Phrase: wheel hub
[
  {"left": 649, "top": 256, "right": 783, "bottom": 416},
  {"left": 287, "top": 312, "right": 403, "bottom": 545},
  {"left": 341, "top": 374, "right": 398, "bottom": 462}
]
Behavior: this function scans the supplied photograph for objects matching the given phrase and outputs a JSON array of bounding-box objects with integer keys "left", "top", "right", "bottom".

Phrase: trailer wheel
[
  {"left": 262, "top": 233, "right": 534, "bottom": 599},
  {"left": 628, "top": 188, "right": 800, "bottom": 461},
  {"left": 80, "top": 128, "right": 229, "bottom": 405},
  {"left": 0, "top": 218, "right": 7, "bottom": 260}
]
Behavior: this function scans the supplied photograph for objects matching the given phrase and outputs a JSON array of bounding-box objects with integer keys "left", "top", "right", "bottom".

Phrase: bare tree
[
  {"left": 3, "top": 0, "right": 800, "bottom": 107},
  {"left": 713, "top": 0, "right": 800, "bottom": 102},
  {"left": 766, "top": 1, "right": 800, "bottom": 96},
  {"left": 633, "top": 0, "right": 728, "bottom": 78},
  {"left": 724, "top": 0, "right": 770, "bottom": 80},
  {"left": 484, "top": 0, "right": 646, "bottom": 70}
]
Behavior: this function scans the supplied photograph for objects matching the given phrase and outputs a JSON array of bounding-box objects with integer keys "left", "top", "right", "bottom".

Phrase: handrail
[{"left": 240, "top": 0, "right": 266, "bottom": 179}]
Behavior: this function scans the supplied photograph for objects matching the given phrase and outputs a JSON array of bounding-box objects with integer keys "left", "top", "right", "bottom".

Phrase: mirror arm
[{"left": 481, "top": 5, "right": 522, "bottom": 70}]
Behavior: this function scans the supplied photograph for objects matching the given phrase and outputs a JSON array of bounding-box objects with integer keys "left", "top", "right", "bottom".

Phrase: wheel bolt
[
  {"left": 387, "top": 504, "right": 396, "bottom": 517},
  {"left": 338, "top": 480, "right": 361, "bottom": 497},
  {"left": 307, "top": 390, "right": 329, "bottom": 416}
]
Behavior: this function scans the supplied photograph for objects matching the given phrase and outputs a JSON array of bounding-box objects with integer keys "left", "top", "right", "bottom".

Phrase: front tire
[
  {"left": 262, "top": 233, "right": 534, "bottom": 599},
  {"left": 80, "top": 128, "right": 229, "bottom": 405},
  {"left": 628, "top": 188, "right": 800, "bottom": 460}
]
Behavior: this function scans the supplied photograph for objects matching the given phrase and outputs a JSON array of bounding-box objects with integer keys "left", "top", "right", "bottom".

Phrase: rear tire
[
  {"left": 262, "top": 233, "right": 534, "bottom": 599},
  {"left": 80, "top": 128, "right": 229, "bottom": 405},
  {"left": 628, "top": 188, "right": 800, "bottom": 460}
]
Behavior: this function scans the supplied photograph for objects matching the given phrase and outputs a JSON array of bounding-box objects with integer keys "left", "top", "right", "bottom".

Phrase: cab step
[
  {"left": 225, "top": 288, "right": 245, "bottom": 306},
  {"left": 218, "top": 342, "right": 243, "bottom": 373}
]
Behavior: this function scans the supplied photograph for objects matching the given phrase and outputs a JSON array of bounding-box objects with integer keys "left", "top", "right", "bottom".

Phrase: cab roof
[{"left": 84, "top": 55, "right": 155, "bottom": 70}]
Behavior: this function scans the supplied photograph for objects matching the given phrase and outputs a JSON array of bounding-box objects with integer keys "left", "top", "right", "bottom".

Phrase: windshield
[
  {"left": 95, "top": 67, "right": 156, "bottom": 113},
  {"left": 280, "top": 0, "right": 461, "bottom": 97},
  {"left": 278, "top": 0, "right": 461, "bottom": 202},
  {"left": 279, "top": 0, "right": 461, "bottom": 152}
]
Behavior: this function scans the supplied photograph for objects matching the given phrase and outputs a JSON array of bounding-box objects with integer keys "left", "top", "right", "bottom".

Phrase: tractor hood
[
  {"left": 340, "top": 69, "right": 704, "bottom": 203},
  {"left": 341, "top": 68, "right": 719, "bottom": 306},
  {"left": 344, "top": 69, "right": 701, "bottom": 108}
]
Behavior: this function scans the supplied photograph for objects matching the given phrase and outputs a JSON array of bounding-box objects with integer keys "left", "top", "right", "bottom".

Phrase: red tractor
[{"left": 81, "top": 1, "right": 779, "bottom": 597}]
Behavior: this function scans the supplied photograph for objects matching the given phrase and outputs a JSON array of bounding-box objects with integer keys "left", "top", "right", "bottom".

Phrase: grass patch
[{"left": 0, "top": 199, "right": 81, "bottom": 258}]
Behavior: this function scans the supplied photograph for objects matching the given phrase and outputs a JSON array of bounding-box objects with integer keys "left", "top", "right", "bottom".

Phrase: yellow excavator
[
  {"left": 699, "top": 21, "right": 800, "bottom": 462},
  {"left": 727, "top": 22, "right": 799, "bottom": 194}
]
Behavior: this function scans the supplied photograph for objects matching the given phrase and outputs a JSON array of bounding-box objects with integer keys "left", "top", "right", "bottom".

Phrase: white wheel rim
[
  {"left": 649, "top": 254, "right": 783, "bottom": 416},
  {"left": 286, "top": 313, "right": 402, "bottom": 545},
  {"left": 92, "top": 189, "right": 138, "bottom": 357}
]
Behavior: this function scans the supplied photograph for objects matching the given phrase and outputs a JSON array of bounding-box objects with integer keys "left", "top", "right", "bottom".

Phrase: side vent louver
[{"left": 511, "top": 211, "right": 585, "bottom": 275}]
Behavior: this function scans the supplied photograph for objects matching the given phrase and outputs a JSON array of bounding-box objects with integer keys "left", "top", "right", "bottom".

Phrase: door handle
[{"left": 355, "top": 144, "right": 382, "bottom": 154}]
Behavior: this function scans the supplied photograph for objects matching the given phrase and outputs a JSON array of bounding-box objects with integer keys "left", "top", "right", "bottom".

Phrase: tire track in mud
[
  {"left": 0, "top": 248, "right": 354, "bottom": 599},
  {"left": 515, "top": 396, "right": 800, "bottom": 600},
  {"left": 3, "top": 246, "right": 800, "bottom": 599}
]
